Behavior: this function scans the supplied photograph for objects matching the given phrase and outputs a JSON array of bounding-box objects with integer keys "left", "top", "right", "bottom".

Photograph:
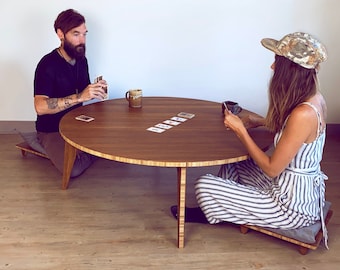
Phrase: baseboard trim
[
  {"left": 0, "top": 121, "right": 36, "bottom": 134},
  {"left": 1, "top": 121, "right": 339, "bottom": 135}
]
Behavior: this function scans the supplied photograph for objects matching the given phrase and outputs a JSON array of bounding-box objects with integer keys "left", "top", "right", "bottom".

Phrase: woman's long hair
[{"left": 265, "top": 55, "right": 318, "bottom": 133}]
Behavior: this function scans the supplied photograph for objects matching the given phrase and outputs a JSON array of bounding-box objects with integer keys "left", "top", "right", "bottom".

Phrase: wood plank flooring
[{"left": 0, "top": 133, "right": 339, "bottom": 270}]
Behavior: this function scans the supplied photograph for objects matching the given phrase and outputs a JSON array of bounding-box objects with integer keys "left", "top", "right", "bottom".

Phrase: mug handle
[{"left": 125, "top": 91, "right": 130, "bottom": 101}]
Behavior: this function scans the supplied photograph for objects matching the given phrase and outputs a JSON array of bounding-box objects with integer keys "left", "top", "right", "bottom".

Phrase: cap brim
[{"left": 261, "top": 38, "right": 282, "bottom": 56}]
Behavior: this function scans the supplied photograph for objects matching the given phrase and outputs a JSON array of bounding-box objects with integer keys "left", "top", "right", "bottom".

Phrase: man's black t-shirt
[{"left": 34, "top": 49, "right": 90, "bottom": 132}]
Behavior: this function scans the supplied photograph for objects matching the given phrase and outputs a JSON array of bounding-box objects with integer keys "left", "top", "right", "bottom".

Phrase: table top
[{"left": 59, "top": 97, "right": 273, "bottom": 168}]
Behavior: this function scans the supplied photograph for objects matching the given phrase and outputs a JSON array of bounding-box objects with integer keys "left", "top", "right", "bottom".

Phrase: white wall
[{"left": 1, "top": 0, "right": 339, "bottom": 123}]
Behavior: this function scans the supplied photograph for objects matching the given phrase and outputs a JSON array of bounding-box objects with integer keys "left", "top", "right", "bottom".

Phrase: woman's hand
[{"left": 224, "top": 109, "right": 247, "bottom": 136}]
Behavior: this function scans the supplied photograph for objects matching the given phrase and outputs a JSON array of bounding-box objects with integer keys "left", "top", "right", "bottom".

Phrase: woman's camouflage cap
[{"left": 261, "top": 32, "right": 327, "bottom": 69}]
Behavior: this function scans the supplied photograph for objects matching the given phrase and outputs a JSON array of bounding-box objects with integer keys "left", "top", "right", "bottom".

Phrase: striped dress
[{"left": 195, "top": 102, "right": 328, "bottom": 235}]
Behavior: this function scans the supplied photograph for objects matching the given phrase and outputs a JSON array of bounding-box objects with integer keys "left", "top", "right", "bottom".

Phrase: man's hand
[
  {"left": 34, "top": 80, "right": 108, "bottom": 116},
  {"left": 78, "top": 80, "right": 107, "bottom": 102}
]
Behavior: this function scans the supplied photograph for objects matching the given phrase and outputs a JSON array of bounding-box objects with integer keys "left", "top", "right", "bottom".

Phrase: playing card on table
[
  {"left": 163, "top": 120, "right": 181, "bottom": 126},
  {"left": 75, "top": 115, "right": 95, "bottom": 122},
  {"left": 155, "top": 123, "right": 173, "bottom": 129},
  {"left": 147, "top": 127, "right": 166, "bottom": 133},
  {"left": 171, "top": 116, "right": 187, "bottom": 122},
  {"left": 177, "top": 112, "right": 195, "bottom": 119}
]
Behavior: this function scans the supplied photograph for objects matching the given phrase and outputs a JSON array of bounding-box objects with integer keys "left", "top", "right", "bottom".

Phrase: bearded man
[{"left": 34, "top": 9, "right": 107, "bottom": 177}]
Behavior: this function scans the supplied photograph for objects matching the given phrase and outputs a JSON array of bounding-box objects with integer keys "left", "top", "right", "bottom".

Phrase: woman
[{"left": 171, "top": 32, "right": 329, "bottom": 245}]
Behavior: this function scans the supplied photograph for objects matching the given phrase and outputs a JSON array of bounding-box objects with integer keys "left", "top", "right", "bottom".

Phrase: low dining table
[{"left": 59, "top": 97, "right": 273, "bottom": 248}]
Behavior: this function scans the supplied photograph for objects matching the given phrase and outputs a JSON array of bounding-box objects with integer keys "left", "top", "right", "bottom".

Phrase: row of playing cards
[{"left": 147, "top": 112, "right": 195, "bottom": 133}]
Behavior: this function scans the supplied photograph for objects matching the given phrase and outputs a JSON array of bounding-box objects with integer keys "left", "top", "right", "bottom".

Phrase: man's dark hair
[{"left": 54, "top": 9, "right": 85, "bottom": 34}]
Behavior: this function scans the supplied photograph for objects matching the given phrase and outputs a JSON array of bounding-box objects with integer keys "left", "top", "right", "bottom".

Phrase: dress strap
[{"left": 300, "top": 102, "right": 323, "bottom": 138}]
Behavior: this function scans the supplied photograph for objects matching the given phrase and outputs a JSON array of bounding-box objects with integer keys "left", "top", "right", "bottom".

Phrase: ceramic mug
[{"left": 125, "top": 89, "right": 142, "bottom": 108}]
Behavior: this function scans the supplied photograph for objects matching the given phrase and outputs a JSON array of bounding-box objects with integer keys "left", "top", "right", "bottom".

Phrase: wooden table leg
[
  {"left": 177, "top": 167, "right": 187, "bottom": 248},
  {"left": 61, "top": 141, "right": 77, "bottom": 190}
]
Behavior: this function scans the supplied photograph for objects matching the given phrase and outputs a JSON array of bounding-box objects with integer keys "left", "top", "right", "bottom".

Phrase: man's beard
[{"left": 63, "top": 38, "right": 86, "bottom": 60}]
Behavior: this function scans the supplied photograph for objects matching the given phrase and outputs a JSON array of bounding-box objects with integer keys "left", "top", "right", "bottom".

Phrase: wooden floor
[{"left": 0, "top": 133, "right": 339, "bottom": 270}]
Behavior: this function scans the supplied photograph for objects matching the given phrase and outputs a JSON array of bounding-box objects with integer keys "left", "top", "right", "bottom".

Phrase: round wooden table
[{"left": 59, "top": 97, "right": 273, "bottom": 248}]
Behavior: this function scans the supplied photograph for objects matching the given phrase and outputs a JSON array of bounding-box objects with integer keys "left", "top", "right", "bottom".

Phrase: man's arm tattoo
[
  {"left": 76, "top": 93, "right": 81, "bottom": 102},
  {"left": 64, "top": 97, "right": 72, "bottom": 108},
  {"left": 47, "top": 98, "right": 58, "bottom": 110},
  {"left": 46, "top": 96, "right": 74, "bottom": 111}
]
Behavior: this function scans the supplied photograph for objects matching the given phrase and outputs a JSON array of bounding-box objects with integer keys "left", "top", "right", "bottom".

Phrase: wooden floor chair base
[
  {"left": 240, "top": 209, "right": 333, "bottom": 255},
  {"left": 16, "top": 142, "right": 49, "bottom": 159}
]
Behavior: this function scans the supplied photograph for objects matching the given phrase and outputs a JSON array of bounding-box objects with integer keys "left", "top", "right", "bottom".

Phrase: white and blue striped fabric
[{"left": 195, "top": 102, "right": 328, "bottom": 244}]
